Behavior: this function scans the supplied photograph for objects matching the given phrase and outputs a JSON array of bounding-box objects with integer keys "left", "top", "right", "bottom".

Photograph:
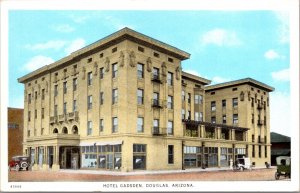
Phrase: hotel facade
[{"left": 18, "top": 28, "right": 274, "bottom": 171}]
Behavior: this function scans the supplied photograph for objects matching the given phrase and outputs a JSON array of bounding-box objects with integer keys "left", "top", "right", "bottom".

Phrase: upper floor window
[
  {"left": 153, "top": 67, "right": 159, "bottom": 79},
  {"left": 87, "top": 121, "right": 92, "bottom": 135},
  {"left": 112, "top": 89, "right": 118, "bottom": 104},
  {"left": 100, "top": 92, "right": 104, "bottom": 105},
  {"left": 28, "top": 94, "right": 31, "bottom": 104},
  {"left": 182, "top": 91, "right": 185, "bottom": 101},
  {"left": 211, "top": 101, "right": 216, "bottom": 111},
  {"left": 233, "top": 114, "right": 238, "bottom": 124},
  {"left": 88, "top": 72, "right": 93, "bottom": 86},
  {"left": 181, "top": 109, "right": 185, "bottom": 120},
  {"left": 88, "top": 95, "right": 92, "bottom": 110},
  {"left": 73, "top": 78, "right": 77, "bottom": 91},
  {"left": 211, "top": 116, "right": 216, "bottom": 124},
  {"left": 112, "top": 47, "right": 117, "bottom": 53},
  {"left": 167, "top": 72, "right": 173, "bottom": 86},
  {"left": 54, "top": 105, "right": 58, "bottom": 116},
  {"left": 73, "top": 100, "right": 77, "bottom": 112},
  {"left": 137, "top": 89, "right": 144, "bottom": 105},
  {"left": 222, "top": 115, "right": 226, "bottom": 124},
  {"left": 137, "top": 63, "right": 144, "bottom": 79},
  {"left": 42, "top": 89, "right": 45, "bottom": 100},
  {"left": 100, "top": 67, "right": 104, "bottom": 79},
  {"left": 112, "top": 117, "right": 118, "bottom": 133},
  {"left": 35, "top": 91, "right": 37, "bottom": 100},
  {"left": 28, "top": 111, "right": 31, "bottom": 121},
  {"left": 195, "top": 112, "right": 203, "bottom": 121},
  {"left": 233, "top": 98, "right": 238, "bottom": 108},
  {"left": 100, "top": 119, "right": 104, "bottom": 132},
  {"left": 167, "top": 121, "right": 173, "bottom": 135},
  {"left": 63, "top": 82, "right": 67, "bottom": 94},
  {"left": 222, "top": 99, "right": 226, "bottom": 108},
  {"left": 112, "top": 63, "right": 118, "bottom": 78},
  {"left": 63, "top": 102, "right": 67, "bottom": 114},
  {"left": 168, "top": 96, "right": 173, "bottom": 109},
  {"left": 187, "top": 93, "right": 191, "bottom": 103},
  {"left": 54, "top": 85, "right": 58, "bottom": 97},
  {"left": 41, "top": 108, "right": 44, "bottom": 119},
  {"left": 137, "top": 117, "right": 144, "bottom": 133}
]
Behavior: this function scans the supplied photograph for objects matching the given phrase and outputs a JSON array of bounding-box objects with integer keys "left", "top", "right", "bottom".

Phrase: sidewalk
[{"left": 59, "top": 166, "right": 274, "bottom": 176}]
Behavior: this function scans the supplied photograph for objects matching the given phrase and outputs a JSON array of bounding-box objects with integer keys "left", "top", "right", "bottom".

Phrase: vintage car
[
  {"left": 275, "top": 156, "right": 291, "bottom": 180},
  {"left": 234, "top": 157, "right": 252, "bottom": 171},
  {"left": 8, "top": 156, "right": 30, "bottom": 171}
]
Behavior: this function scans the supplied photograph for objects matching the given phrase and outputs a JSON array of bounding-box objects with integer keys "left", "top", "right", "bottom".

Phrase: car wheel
[
  {"left": 239, "top": 167, "right": 244, "bottom": 171},
  {"left": 275, "top": 172, "right": 280, "bottom": 180},
  {"left": 15, "top": 164, "right": 20, "bottom": 172},
  {"left": 21, "top": 162, "right": 28, "bottom": 169}
]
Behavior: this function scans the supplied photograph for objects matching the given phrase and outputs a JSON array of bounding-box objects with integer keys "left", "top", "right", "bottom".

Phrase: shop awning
[
  {"left": 96, "top": 140, "right": 123, "bottom": 146},
  {"left": 79, "top": 142, "right": 96, "bottom": 146}
]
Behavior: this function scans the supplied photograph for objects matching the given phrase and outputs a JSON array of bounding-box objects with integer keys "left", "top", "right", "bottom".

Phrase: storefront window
[{"left": 133, "top": 144, "right": 146, "bottom": 170}]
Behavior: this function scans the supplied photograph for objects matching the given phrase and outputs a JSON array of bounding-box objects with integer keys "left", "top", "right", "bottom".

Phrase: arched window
[
  {"left": 72, "top": 125, "right": 78, "bottom": 134},
  {"left": 62, "top": 127, "right": 68, "bottom": 134},
  {"left": 53, "top": 128, "right": 58, "bottom": 134}
]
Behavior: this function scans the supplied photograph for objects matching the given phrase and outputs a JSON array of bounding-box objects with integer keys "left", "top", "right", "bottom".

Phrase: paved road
[{"left": 8, "top": 168, "right": 289, "bottom": 182}]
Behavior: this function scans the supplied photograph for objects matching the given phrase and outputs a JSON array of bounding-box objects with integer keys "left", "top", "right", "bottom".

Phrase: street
[{"left": 8, "top": 168, "right": 288, "bottom": 182}]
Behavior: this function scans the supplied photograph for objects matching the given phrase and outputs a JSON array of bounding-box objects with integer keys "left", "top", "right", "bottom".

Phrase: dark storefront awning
[{"left": 182, "top": 119, "right": 249, "bottom": 131}]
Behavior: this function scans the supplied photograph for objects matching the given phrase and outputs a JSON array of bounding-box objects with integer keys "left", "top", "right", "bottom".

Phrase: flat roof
[
  {"left": 18, "top": 27, "right": 190, "bottom": 83},
  {"left": 205, "top": 78, "right": 274, "bottom": 92},
  {"left": 182, "top": 71, "right": 211, "bottom": 85}
]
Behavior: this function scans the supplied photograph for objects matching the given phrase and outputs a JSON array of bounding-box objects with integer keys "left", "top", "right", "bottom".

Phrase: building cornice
[
  {"left": 18, "top": 27, "right": 190, "bottom": 83},
  {"left": 205, "top": 78, "right": 275, "bottom": 92},
  {"left": 182, "top": 71, "right": 211, "bottom": 85}
]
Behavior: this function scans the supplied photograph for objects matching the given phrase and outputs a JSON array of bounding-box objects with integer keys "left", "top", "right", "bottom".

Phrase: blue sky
[{"left": 8, "top": 10, "right": 291, "bottom": 136}]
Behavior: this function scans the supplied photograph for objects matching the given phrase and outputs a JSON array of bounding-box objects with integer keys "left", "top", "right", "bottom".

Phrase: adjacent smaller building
[
  {"left": 270, "top": 132, "right": 291, "bottom": 166},
  {"left": 8, "top": 108, "right": 24, "bottom": 163}
]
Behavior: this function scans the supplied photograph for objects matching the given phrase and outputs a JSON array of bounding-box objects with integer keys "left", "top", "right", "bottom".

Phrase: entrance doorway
[{"left": 59, "top": 146, "right": 80, "bottom": 169}]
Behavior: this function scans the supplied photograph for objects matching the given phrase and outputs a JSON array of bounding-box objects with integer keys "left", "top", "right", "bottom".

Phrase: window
[
  {"left": 35, "top": 91, "right": 37, "bottom": 100},
  {"left": 265, "top": 146, "right": 267, "bottom": 158},
  {"left": 211, "top": 101, "right": 216, "bottom": 111},
  {"left": 251, "top": 114, "right": 254, "bottom": 124},
  {"left": 73, "top": 78, "right": 77, "bottom": 91},
  {"left": 195, "top": 112, "right": 200, "bottom": 121},
  {"left": 112, "top": 89, "right": 118, "bottom": 104},
  {"left": 63, "top": 102, "right": 67, "bottom": 114},
  {"left": 187, "top": 93, "right": 191, "bottom": 103},
  {"left": 153, "top": 92, "right": 159, "bottom": 106},
  {"left": 42, "top": 89, "right": 45, "bottom": 100},
  {"left": 211, "top": 116, "right": 216, "bottom": 124},
  {"left": 252, "top": 145, "right": 255, "bottom": 157},
  {"left": 137, "top": 117, "right": 144, "bottom": 133},
  {"left": 88, "top": 72, "right": 92, "bottom": 86},
  {"left": 153, "top": 52, "right": 160, "bottom": 58},
  {"left": 232, "top": 88, "right": 237, "bottom": 91},
  {"left": 99, "top": 53, "right": 103, "bottom": 58},
  {"left": 168, "top": 145, "right": 174, "bottom": 164},
  {"left": 233, "top": 98, "right": 238, "bottom": 108},
  {"left": 222, "top": 99, "right": 226, "bottom": 108},
  {"left": 112, "top": 47, "right": 117, "bottom": 53},
  {"left": 195, "top": 95, "right": 203, "bottom": 104},
  {"left": 112, "top": 117, "right": 118, "bottom": 133},
  {"left": 153, "top": 119, "right": 159, "bottom": 128},
  {"left": 182, "top": 91, "right": 185, "bottom": 101},
  {"left": 87, "top": 121, "right": 92, "bottom": 135},
  {"left": 167, "top": 72, "right": 173, "bottom": 86},
  {"left": 88, "top": 95, "right": 92, "bottom": 110},
  {"left": 112, "top": 63, "right": 118, "bottom": 78},
  {"left": 187, "top": 111, "right": 191, "bottom": 120},
  {"left": 87, "top": 58, "right": 92, "bottom": 63},
  {"left": 251, "top": 97, "right": 254, "bottom": 107},
  {"left": 27, "top": 130, "right": 30, "bottom": 137},
  {"left": 133, "top": 144, "right": 146, "bottom": 170},
  {"left": 41, "top": 128, "right": 44, "bottom": 135},
  {"left": 100, "top": 67, "right": 104, "bottom": 79},
  {"left": 100, "top": 92, "right": 104, "bottom": 105},
  {"left": 222, "top": 115, "right": 226, "bottom": 124},
  {"left": 138, "top": 46, "right": 144, "bottom": 52},
  {"left": 137, "top": 89, "right": 144, "bottom": 105},
  {"left": 252, "top": 135, "right": 255, "bottom": 142},
  {"left": 167, "top": 96, "right": 173, "bottom": 109},
  {"left": 28, "top": 94, "right": 31, "bottom": 104},
  {"left": 259, "top": 145, "right": 261, "bottom": 158},
  {"left": 137, "top": 63, "right": 144, "bottom": 79},
  {"left": 199, "top": 112, "right": 203, "bottom": 121},
  {"left": 153, "top": 67, "right": 159, "bottom": 80},
  {"left": 54, "top": 105, "right": 58, "bottom": 116},
  {"left": 167, "top": 121, "right": 173, "bottom": 135},
  {"left": 211, "top": 92, "right": 215, "bottom": 95},
  {"left": 73, "top": 100, "right": 77, "bottom": 112},
  {"left": 181, "top": 109, "right": 185, "bottom": 120},
  {"left": 233, "top": 114, "right": 238, "bottom": 124},
  {"left": 63, "top": 82, "right": 67, "bottom": 94},
  {"left": 168, "top": 57, "right": 173, "bottom": 63},
  {"left": 100, "top": 119, "right": 104, "bottom": 132},
  {"left": 34, "top": 110, "right": 37, "bottom": 119},
  {"left": 54, "top": 85, "right": 58, "bottom": 97},
  {"left": 42, "top": 108, "right": 44, "bottom": 119}
]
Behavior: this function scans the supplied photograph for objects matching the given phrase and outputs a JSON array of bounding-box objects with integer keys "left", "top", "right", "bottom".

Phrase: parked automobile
[
  {"left": 275, "top": 156, "right": 291, "bottom": 180},
  {"left": 234, "top": 157, "right": 252, "bottom": 171},
  {"left": 8, "top": 156, "right": 30, "bottom": 171}
]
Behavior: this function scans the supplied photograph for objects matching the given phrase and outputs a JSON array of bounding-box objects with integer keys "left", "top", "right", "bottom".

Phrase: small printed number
[{"left": 10, "top": 185, "right": 21, "bottom": 188}]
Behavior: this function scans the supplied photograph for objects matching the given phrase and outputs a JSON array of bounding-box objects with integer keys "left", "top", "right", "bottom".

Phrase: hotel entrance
[{"left": 59, "top": 146, "right": 80, "bottom": 169}]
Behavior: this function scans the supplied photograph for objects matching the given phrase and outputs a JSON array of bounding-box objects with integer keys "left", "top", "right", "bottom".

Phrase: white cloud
[
  {"left": 64, "top": 38, "right": 86, "bottom": 55},
  {"left": 52, "top": 24, "right": 75, "bottom": 33},
  {"left": 274, "top": 11, "right": 289, "bottom": 44},
  {"left": 271, "top": 68, "right": 290, "bottom": 82},
  {"left": 103, "top": 15, "right": 135, "bottom": 30},
  {"left": 25, "top": 40, "right": 67, "bottom": 50},
  {"left": 270, "top": 91, "right": 291, "bottom": 136},
  {"left": 264, "top": 49, "right": 283, "bottom": 60},
  {"left": 211, "top": 76, "right": 231, "bottom": 84},
  {"left": 68, "top": 14, "right": 89, "bottom": 23},
  {"left": 24, "top": 55, "right": 54, "bottom": 71},
  {"left": 201, "top": 28, "right": 242, "bottom": 47}
]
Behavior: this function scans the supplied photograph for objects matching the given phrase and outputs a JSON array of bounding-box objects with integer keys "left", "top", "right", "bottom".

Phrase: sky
[{"left": 8, "top": 10, "right": 291, "bottom": 136}]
